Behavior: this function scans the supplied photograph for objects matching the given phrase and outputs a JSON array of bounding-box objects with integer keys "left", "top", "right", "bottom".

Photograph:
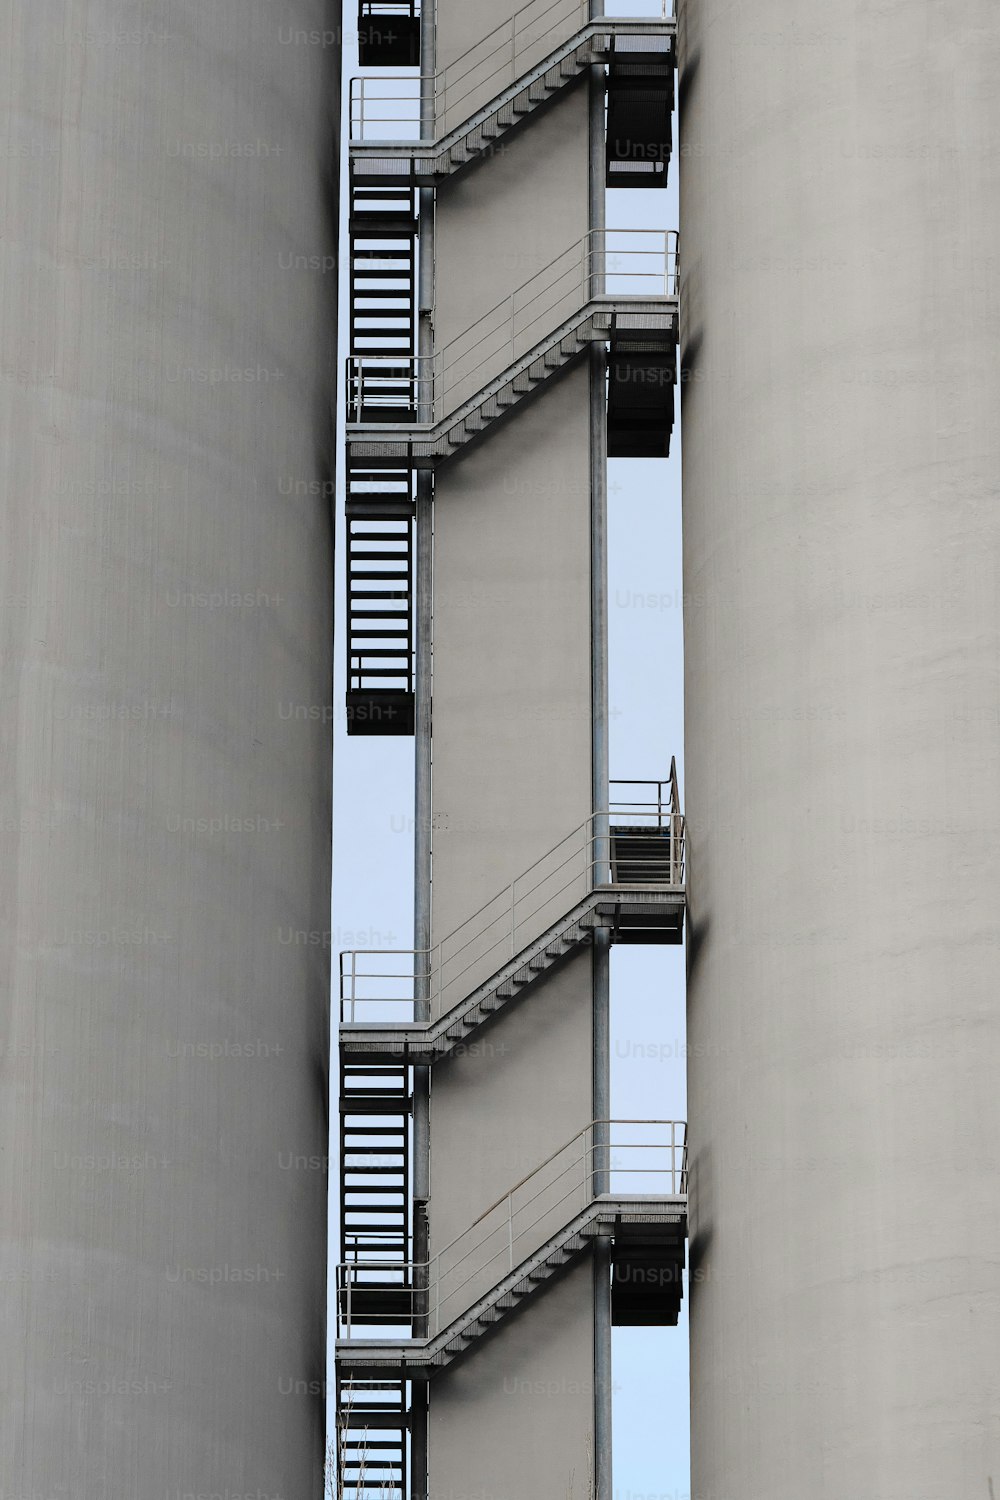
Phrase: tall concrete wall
[
  {"left": 428, "top": 6, "right": 598, "bottom": 1491},
  {"left": 0, "top": 4, "right": 337, "bottom": 1496},
  {"left": 680, "top": 3, "right": 1000, "bottom": 1496}
]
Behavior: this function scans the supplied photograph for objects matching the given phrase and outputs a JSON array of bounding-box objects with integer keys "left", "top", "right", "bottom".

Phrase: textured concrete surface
[
  {"left": 680, "top": 3, "right": 1000, "bottom": 1496},
  {"left": 428, "top": 11, "right": 597, "bottom": 1492},
  {"left": 0, "top": 3, "right": 337, "bottom": 1495}
]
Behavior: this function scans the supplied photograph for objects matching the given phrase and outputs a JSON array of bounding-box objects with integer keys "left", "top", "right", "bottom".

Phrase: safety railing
[
  {"left": 351, "top": 0, "right": 675, "bottom": 142},
  {"left": 339, "top": 778, "right": 683, "bottom": 1025},
  {"left": 346, "top": 228, "right": 679, "bottom": 425},
  {"left": 351, "top": 76, "right": 424, "bottom": 143},
  {"left": 610, "top": 760, "right": 680, "bottom": 829},
  {"left": 337, "top": 1120, "right": 687, "bottom": 1335}
]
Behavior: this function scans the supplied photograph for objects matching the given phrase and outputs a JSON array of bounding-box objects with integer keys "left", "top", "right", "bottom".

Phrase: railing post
[
  {"left": 590, "top": 228, "right": 606, "bottom": 301},
  {"left": 592, "top": 809, "right": 610, "bottom": 891},
  {"left": 591, "top": 1118, "right": 610, "bottom": 1198},
  {"left": 508, "top": 1191, "right": 515, "bottom": 1272},
  {"left": 427, "top": 1254, "right": 433, "bottom": 1336}
]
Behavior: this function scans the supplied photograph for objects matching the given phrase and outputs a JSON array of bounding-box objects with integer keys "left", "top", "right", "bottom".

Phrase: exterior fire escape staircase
[
  {"left": 338, "top": 25, "right": 423, "bottom": 1481},
  {"left": 340, "top": 773, "right": 685, "bottom": 1064},
  {"left": 350, "top": 17, "right": 674, "bottom": 189},
  {"left": 346, "top": 228, "right": 679, "bottom": 471},
  {"left": 336, "top": 778, "right": 686, "bottom": 1486},
  {"left": 338, "top": 1167, "right": 687, "bottom": 1378},
  {"left": 337, "top": 782, "right": 687, "bottom": 1334},
  {"left": 337, "top": 1372, "right": 409, "bottom": 1499},
  {"left": 346, "top": 186, "right": 418, "bottom": 735},
  {"left": 338, "top": 1065, "right": 413, "bottom": 1496},
  {"left": 345, "top": 1, "right": 678, "bottom": 737},
  {"left": 339, "top": 6, "right": 681, "bottom": 1493}
]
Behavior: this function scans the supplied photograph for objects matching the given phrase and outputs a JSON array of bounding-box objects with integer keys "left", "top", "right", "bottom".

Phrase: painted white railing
[
  {"left": 346, "top": 228, "right": 679, "bottom": 426},
  {"left": 340, "top": 776, "right": 683, "bottom": 1025},
  {"left": 351, "top": 0, "right": 675, "bottom": 142}
]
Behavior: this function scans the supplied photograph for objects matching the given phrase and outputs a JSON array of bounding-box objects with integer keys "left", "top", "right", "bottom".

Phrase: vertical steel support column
[
  {"left": 413, "top": 5, "right": 436, "bottom": 1013},
  {"left": 411, "top": 8, "right": 436, "bottom": 1498},
  {"left": 589, "top": 15, "right": 612, "bottom": 1500}
]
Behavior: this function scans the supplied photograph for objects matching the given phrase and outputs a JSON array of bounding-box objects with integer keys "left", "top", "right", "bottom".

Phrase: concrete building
[
  {"left": 338, "top": 2, "right": 682, "bottom": 1496},
  {"left": 0, "top": 6, "right": 337, "bottom": 1496},
  {"left": 681, "top": 3, "right": 1000, "bottom": 1497}
]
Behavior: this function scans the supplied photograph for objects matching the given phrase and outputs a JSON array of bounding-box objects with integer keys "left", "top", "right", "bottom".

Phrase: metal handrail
[
  {"left": 339, "top": 785, "right": 683, "bottom": 1023},
  {"left": 337, "top": 1119, "right": 687, "bottom": 1337},
  {"left": 437, "top": 0, "right": 586, "bottom": 133},
  {"left": 611, "top": 756, "right": 680, "bottom": 827},
  {"left": 350, "top": 0, "right": 676, "bottom": 142},
  {"left": 352, "top": 0, "right": 584, "bottom": 144},
  {"left": 346, "top": 229, "right": 679, "bottom": 426}
]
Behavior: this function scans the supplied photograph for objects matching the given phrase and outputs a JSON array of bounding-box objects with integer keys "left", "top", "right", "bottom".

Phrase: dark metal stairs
[
  {"left": 346, "top": 467, "right": 415, "bottom": 736},
  {"left": 346, "top": 185, "right": 420, "bottom": 735},
  {"left": 336, "top": 1374, "right": 409, "bottom": 1500},
  {"left": 349, "top": 186, "right": 417, "bottom": 377},
  {"left": 340, "top": 1064, "right": 413, "bottom": 1324}
]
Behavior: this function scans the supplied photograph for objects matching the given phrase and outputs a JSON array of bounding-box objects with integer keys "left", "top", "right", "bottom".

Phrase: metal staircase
[
  {"left": 336, "top": 1031, "right": 414, "bottom": 1497},
  {"left": 350, "top": 187, "right": 418, "bottom": 366},
  {"left": 347, "top": 307, "right": 623, "bottom": 469},
  {"left": 346, "top": 468, "right": 415, "bottom": 736},
  {"left": 340, "top": 1064, "right": 412, "bottom": 1322},
  {"left": 336, "top": 1374, "right": 409, "bottom": 1500},
  {"left": 341, "top": 888, "right": 681, "bottom": 1065},
  {"left": 345, "top": 186, "right": 419, "bottom": 735},
  {"left": 337, "top": 1122, "right": 688, "bottom": 1378},
  {"left": 338, "top": 1, "right": 684, "bottom": 1484},
  {"left": 340, "top": 778, "right": 685, "bottom": 1063},
  {"left": 349, "top": 2, "right": 675, "bottom": 189},
  {"left": 339, "top": 1197, "right": 685, "bottom": 1376},
  {"left": 346, "top": 230, "right": 679, "bottom": 471}
]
